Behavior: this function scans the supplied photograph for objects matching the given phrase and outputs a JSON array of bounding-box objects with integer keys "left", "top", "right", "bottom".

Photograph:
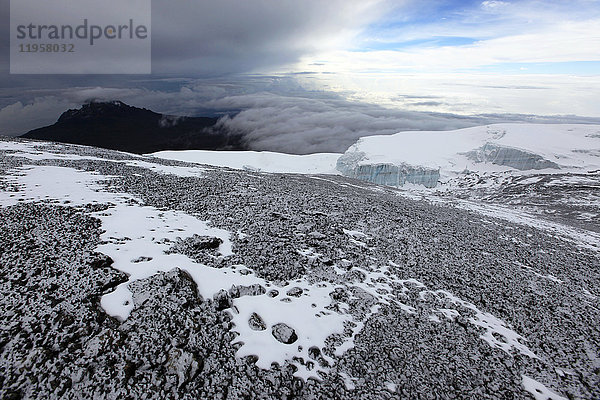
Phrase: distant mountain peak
[
  {"left": 23, "top": 100, "right": 246, "bottom": 154},
  {"left": 57, "top": 101, "right": 156, "bottom": 123}
]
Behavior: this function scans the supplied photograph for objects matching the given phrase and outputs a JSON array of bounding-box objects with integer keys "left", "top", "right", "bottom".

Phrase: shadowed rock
[
  {"left": 272, "top": 323, "right": 298, "bottom": 344},
  {"left": 248, "top": 313, "right": 266, "bottom": 331}
]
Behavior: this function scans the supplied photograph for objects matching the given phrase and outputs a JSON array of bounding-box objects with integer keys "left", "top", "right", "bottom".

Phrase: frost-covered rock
[
  {"left": 229, "top": 284, "right": 266, "bottom": 298},
  {"left": 2, "top": 137, "right": 599, "bottom": 399},
  {"left": 271, "top": 323, "right": 298, "bottom": 344},
  {"left": 286, "top": 287, "right": 303, "bottom": 297},
  {"left": 213, "top": 289, "right": 232, "bottom": 311},
  {"left": 248, "top": 312, "right": 267, "bottom": 331}
]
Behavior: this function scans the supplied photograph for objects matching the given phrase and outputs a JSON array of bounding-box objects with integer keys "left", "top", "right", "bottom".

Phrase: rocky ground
[
  {"left": 434, "top": 171, "right": 600, "bottom": 235},
  {"left": 0, "top": 137, "right": 599, "bottom": 399}
]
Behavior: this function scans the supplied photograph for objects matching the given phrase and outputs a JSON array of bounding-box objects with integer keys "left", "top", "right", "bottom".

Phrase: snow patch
[
  {"left": 151, "top": 150, "right": 341, "bottom": 175},
  {"left": 0, "top": 147, "right": 548, "bottom": 384},
  {"left": 521, "top": 375, "right": 566, "bottom": 400},
  {"left": 435, "top": 290, "right": 538, "bottom": 359},
  {"left": 0, "top": 163, "right": 398, "bottom": 380},
  {"left": 339, "top": 372, "right": 357, "bottom": 390},
  {"left": 1, "top": 141, "right": 205, "bottom": 177}
]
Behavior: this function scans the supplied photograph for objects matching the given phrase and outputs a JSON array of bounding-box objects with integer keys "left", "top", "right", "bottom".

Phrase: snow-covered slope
[
  {"left": 2, "top": 137, "right": 600, "bottom": 399},
  {"left": 151, "top": 150, "right": 341, "bottom": 174},
  {"left": 337, "top": 124, "right": 600, "bottom": 188}
]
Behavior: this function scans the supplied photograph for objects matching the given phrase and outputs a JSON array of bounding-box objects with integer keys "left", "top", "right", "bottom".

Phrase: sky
[{"left": 1, "top": 0, "right": 599, "bottom": 153}]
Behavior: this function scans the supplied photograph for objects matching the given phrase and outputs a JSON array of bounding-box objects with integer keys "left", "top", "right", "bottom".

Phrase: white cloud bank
[{"left": 0, "top": 98, "right": 78, "bottom": 136}]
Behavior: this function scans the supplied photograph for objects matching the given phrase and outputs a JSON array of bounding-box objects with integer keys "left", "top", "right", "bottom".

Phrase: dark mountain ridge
[{"left": 22, "top": 100, "right": 246, "bottom": 154}]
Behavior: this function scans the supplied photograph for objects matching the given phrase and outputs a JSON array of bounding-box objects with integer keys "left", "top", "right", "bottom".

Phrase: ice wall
[
  {"left": 463, "top": 143, "right": 560, "bottom": 171},
  {"left": 335, "top": 123, "right": 600, "bottom": 188},
  {"left": 336, "top": 151, "right": 440, "bottom": 188}
]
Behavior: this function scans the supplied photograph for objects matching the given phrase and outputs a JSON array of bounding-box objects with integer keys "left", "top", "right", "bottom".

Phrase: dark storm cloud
[
  {"left": 149, "top": 0, "right": 381, "bottom": 75},
  {"left": 0, "top": 0, "right": 380, "bottom": 89},
  {"left": 0, "top": 0, "right": 8, "bottom": 75}
]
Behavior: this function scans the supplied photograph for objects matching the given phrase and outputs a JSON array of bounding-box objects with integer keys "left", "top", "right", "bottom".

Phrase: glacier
[
  {"left": 336, "top": 124, "right": 600, "bottom": 188},
  {"left": 149, "top": 124, "right": 600, "bottom": 190},
  {"left": 462, "top": 143, "right": 560, "bottom": 171},
  {"left": 336, "top": 151, "right": 440, "bottom": 188}
]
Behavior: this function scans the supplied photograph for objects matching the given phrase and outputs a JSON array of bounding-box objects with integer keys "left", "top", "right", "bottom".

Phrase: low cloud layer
[
  {"left": 0, "top": 97, "right": 77, "bottom": 136},
  {"left": 207, "top": 92, "right": 600, "bottom": 154},
  {"left": 2, "top": 77, "right": 599, "bottom": 154},
  {"left": 208, "top": 93, "right": 485, "bottom": 154}
]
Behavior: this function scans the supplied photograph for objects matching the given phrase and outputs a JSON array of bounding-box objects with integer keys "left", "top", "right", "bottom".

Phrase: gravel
[{"left": 1, "top": 137, "right": 599, "bottom": 399}]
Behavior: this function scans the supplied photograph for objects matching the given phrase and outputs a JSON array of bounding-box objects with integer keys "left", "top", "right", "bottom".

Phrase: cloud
[
  {"left": 481, "top": 1, "right": 507, "bottom": 8},
  {"left": 206, "top": 90, "right": 600, "bottom": 154},
  {"left": 2, "top": 77, "right": 599, "bottom": 154},
  {"left": 290, "top": 69, "right": 600, "bottom": 117},
  {"left": 149, "top": 0, "right": 387, "bottom": 75},
  {"left": 296, "top": 0, "right": 600, "bottom": 79},
  {"left": 1, "top": 85, "right": 484, "bottom": 151},
  {"left": 205, "top": 92, "right": 487, "bottom": 154},
  {"left": 409, "top": 101, "right": 446, "bottom": 107},
  {"left": 0, "top": 0, "right": 389, "bottom": 80},
  {"left": 363, "top": 0, "right": 600, "bottom": 43},
  {"left": 303, "top": 19, "right": 600, "bottom": 75},
  {"left": 0, "top": 78, "right": 485, "bottom": 149},
  {"left": 0, "top": 97, "right": 78, "bottom": 136},
  {"left": 1, "top": 0, "right": 598, "bottom": 122}
]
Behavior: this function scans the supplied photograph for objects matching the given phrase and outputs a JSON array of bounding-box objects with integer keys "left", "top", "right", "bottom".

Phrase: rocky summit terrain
[{"left": 0, "top": 137, "right": 599, "bottom": 400}]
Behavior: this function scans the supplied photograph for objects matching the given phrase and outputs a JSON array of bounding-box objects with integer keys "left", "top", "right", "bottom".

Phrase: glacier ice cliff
[
  {"left": 462, "top": 143, "right": 560, "bottom": 171},
  {"left": 336, "top": 124, "right": 600, "bottom": 189},
  {"left": 336, "top": 151, "right": 440, "bottom": 188}
]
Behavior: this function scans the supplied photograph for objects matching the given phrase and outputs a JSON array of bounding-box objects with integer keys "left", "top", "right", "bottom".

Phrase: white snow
[
  {"left": 342, "top": 229, "right": 370, "bottom": 239},
  {"left": 116, "top": 159, "right": 206, "bottom": 177},
  {"left": 0, "top": 139, "right": 577, "bottom": 392},
  {"left": 436, "top": 308, "right": 460, "bottom": 321},
  {"left": 7, "top": 124, "right": 600, "bottom": 189},
  {"left": 150, "top": 150, "right": 342, "bottom": 175},
  {"left": 339, "top": 372, "right": 357, "bottom": 390},
  {"left": 434, "top": 289, "right": 538, "bottom": 359},
  {"left": 95, "top": 204, "right": 235, "bottom": 319},
  {"left": 297, "top": 247, "right": 322, "bottom": 260},
  {"left": 451, "top": 199, "right": 600, "bottom": 251},
  {"left": 0, "top": 165, "right": 117, "bottom": 207},
  {"left": 341, "top": 261, "right": 539, "bottom": 360},
  {"left": 343, "top": 229, "right": 372, "bottom": 249},
  {"left": 0, "top": 163, "right": 357, "bottom": 379},
  {"left": 0, "top": 161, "right": 545, "bottom": 392},
  {"left": 516, "top": 262, "right": 564, "bottom": 284},
  {"left": 521, "top": 375, "right": 567, "bottom": 400},
  {"left": 4, "top": 161, "right": 536, "bottom": 379},
  {"left": 337, "top": 124, "right": 600, "bottom": 187},
  {"left": 0, "top": 160, "right": 399, "bottom": 380},
  {"left": 231, "top": 281, "right": 350, "bottom": 378},
  {"left": 0, "top": 141, "right": 206, "bottom": 178}
]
